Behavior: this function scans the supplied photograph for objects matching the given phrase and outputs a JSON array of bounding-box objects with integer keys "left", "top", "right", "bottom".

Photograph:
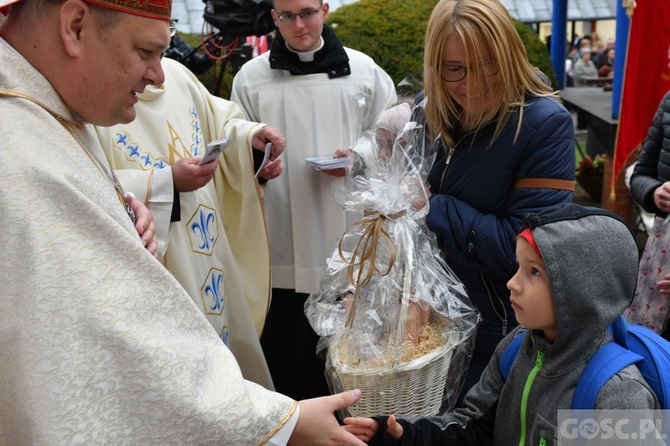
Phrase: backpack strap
[
  {"left": 572, "top": 342, "right": 643, "bottom": 410},
  {"left": 514, "top": 178, "right": 576, "bottom": 191},
  {"left": 498, "top": 334, "right": 524, "bottom": 381},
  {"left": 626, "top": 324, "right": 670, "bottom": 408}
]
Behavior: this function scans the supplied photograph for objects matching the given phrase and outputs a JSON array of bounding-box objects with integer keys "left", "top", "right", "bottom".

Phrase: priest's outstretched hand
[{"left": 289, "top": 389, "right": 367, "bottom": 445}]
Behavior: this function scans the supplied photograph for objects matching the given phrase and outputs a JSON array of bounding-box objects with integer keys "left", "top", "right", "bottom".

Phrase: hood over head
[{"left": 521, "top": 203, "right": 638, "bottom": 349}]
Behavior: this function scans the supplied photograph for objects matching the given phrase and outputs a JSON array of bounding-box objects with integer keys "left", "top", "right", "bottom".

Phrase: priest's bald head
[{"left": 0, "top": 0, "right": 172, "bottom": 125}]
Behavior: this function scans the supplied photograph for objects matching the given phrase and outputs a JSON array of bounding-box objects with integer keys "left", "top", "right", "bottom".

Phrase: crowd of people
[
  {"left": 565, "top": 34, "right": 616, "bottom": 87},
  {"left": 0, "top": 0, "right": 666, "bottom": 444}
]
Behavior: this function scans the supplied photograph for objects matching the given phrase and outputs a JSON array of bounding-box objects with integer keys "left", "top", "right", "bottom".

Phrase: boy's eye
[{"left": 531, "top": 267, "right": 542, "bottom": 277}]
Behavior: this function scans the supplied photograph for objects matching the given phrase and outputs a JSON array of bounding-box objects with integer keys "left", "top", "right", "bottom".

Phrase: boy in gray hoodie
[{"left": 342, "top": 203, "right": 658, "bottom": 445}]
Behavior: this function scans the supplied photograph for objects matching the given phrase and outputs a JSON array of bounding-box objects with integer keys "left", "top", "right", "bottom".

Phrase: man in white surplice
[
  {"left": 231, "top": 0, "right": 397, "bottom": 400},
  {"left": 0, "top": 0, "right": 365, "bottom": 444}
]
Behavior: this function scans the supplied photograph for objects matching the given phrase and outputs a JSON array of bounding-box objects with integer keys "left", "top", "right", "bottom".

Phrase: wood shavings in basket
[{"left": 332, "top": 319, "right": 451, "bottom": 371}]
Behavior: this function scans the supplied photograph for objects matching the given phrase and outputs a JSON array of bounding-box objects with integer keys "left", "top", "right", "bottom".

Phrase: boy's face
[{"left": 507, "top": 239, "right": 558, "bottom": 342}]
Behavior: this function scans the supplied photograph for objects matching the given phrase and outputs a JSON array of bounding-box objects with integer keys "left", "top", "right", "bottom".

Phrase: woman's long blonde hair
[{"left": 423, "top": 0, "right": 557, "bottom": 144}]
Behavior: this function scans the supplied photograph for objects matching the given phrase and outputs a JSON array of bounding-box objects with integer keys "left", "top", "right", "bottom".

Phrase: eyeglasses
[
  {"left": 440, "top": 58, "right": 499, "bottom": 82},
  {"left": 274, "top": 7, "right": 322, "bottom": 24},
  {"left": 169, "top": 19, "right": 177, "bottom": 37}
]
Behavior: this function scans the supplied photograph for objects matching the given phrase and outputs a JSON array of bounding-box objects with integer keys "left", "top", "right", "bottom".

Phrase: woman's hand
[
  {"left": 652, "top": 182, "right": 670, "bottom": 212},
  {"left": 658, "top": 270, "right": 670, "bottom": 295}
]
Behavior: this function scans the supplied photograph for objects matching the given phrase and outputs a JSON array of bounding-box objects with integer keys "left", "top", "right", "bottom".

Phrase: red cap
[
  {"left": 517, "top": 227, "right": 542, "bottom": 260},
  {"left": 1, "top": 0, "right": 172, "bottom": 21}
]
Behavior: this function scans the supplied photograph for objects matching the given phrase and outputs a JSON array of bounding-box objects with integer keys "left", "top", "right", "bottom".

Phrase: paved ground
[{"left": 172, "top": 0, "right": 357, "bottom": 35}]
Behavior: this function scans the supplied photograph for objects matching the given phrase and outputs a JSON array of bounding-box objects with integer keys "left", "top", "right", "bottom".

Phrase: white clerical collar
[{"left": 285, "top": 37, "right": 324, "bottom": 62}]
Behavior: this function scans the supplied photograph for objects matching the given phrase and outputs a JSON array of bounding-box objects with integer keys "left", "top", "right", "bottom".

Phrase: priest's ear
[{"left": 59, "top": 0, "right": 92, "bottom": 57}]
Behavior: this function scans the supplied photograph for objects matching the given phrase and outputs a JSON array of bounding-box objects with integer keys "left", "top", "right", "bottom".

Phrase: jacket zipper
[
  {"left": 439, "top": 145, "right": 455, "bottom": 191},
  {"left": 538, "top": 437, "right": 547, "bottom": 446},
  {"left": 436, "top": 119, "right": 498, "bottom": 192},
  {"left": 519, "top": 348, "right": 545, "bottom": 446},
  {"left": 440, "top": 125, "right": 510, "bottom": 336},
  {"left": 481, "top": 272, "right": 508, "bottom": 336}
]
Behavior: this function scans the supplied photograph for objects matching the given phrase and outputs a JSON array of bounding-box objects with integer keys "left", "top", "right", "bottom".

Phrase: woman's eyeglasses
[
  {"left": 274, "top": 7, "right": 322, "bottom": 24},
  {"left": 440, "top": 58, "right": 499, "bottom": 82}
]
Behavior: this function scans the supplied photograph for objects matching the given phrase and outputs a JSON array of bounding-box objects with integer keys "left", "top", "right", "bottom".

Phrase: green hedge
[
  {"left": 329, "top": 0, "right": 556, "bottom": 88},
  {"left": 326, "top": 0, "right": 434, "bottom": 87},
  {"left": 513, "top": 21, "right": 557, "bottom": 87},
  {"left": 180, "top": 0, "right": 556, "bottom": 97}
]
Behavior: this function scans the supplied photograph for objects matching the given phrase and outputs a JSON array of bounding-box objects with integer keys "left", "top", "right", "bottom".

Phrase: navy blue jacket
[{"left": 424, "top": 95, "right": 575, "bottom": 384}]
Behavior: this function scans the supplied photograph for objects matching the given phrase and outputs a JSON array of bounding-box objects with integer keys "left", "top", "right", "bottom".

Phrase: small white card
[
  {"left": 305, "top": 156, "right": 351, "bottom": 171},
  {"left": 200, "top": 138, "right": 232, "bottom": 165},
  {"left": 255, "top": 142, "right": 273, "bottom": 178}
]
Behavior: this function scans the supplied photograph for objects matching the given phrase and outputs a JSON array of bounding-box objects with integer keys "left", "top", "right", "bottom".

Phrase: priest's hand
[
  {"left": 288, "top": 389, "right": 367, "bottom": 446},
  {"left": 172, "top": 157, "right": 218, "bottom": 192},
  {"left": 125, "top": 195, "right": 158, "bottom": 257},
  {"left": 252, "top": 125, "right": 285, "bottom": 160},
  {"left": 258, "top": 157, "right": 283, "bottom": 180}
]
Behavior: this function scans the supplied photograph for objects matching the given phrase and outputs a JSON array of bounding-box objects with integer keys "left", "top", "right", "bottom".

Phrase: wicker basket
[{"left": 328, "top": 331, "right": 456, "bottom": 417}]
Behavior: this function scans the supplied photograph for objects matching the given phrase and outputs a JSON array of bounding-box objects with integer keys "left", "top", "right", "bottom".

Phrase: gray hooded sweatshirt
[{"left": 376, "top": 204, "right": 658, "bottom": 445}]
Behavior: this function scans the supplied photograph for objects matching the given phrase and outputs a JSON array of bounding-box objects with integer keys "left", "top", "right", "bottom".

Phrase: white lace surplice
[{"left": 0, "top": 37, "right": 296, "bottom": 445}]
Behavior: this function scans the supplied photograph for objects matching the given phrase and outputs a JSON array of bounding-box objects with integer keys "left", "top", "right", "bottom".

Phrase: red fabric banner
[{"left": 614, "top": 0, "right": 670, "bottom": 180}]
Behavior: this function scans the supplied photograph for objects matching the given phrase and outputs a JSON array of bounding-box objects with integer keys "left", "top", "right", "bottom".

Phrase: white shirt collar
[{"left": 285, "top": 37, "right": 324, "bottom": 62}]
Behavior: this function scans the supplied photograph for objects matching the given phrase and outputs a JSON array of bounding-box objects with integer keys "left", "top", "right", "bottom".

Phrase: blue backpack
[{"left": 498, "top": 315, "right": 670, "bottom": 409}]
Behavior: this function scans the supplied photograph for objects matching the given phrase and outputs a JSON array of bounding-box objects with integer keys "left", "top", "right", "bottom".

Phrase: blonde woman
[{"left": 419, "top": 0, "right": 575, "bottom": 404}]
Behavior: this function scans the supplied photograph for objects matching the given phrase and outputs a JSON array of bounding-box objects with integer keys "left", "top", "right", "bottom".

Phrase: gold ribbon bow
[{"left": 338, "top": 210, "right": 406, "bottom": 327}]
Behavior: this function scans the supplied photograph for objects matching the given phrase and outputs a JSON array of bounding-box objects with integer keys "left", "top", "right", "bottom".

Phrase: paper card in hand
[{"left": 200, "top": 138, "right": 232, "bottom": 165}]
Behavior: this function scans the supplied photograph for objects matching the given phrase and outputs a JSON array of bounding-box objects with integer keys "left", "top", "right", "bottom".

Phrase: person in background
[
  {"left": 230, "top": 0, "right": 397, "bottom": 400},
  {"left": 577, "top": 36, "right": 592, "bottom": 55},
  {"left": 95, "top": 56, "right": 284, "bottom": 389},
  {"left": 572, "top": 47, "right": 599, "bottom": 87},
  {"left": 594, "top": 37, "right": 615, "bottom": 69},
  {"left": 415, "top": 0, "right": 575, "bottom": 405},
  {"left": 628, "top": 91, "right": 670, "bottom": 340},
  {"left": 590, "top": 41, "right": 604, "bottom": 61},
  {"left": 629, "top": 91, "right": 670, "bottom": 224},
  {"left": 598, "top": 48, "right": 615, "bottom": 78},
  {"left": 571, "top": 33, "right": 581, "bottom": 48},
  {"left": 0, "top": 0, "right": 368, "bottom": 443},
  {"left": 375, "top": 101, "right": 412, "bottom": 160},
  {"left": 343, "top": 204, "right": 657, "bottom": 445},
  {"left": 564, "top": 45, "right": 579, "bottom": 87}
]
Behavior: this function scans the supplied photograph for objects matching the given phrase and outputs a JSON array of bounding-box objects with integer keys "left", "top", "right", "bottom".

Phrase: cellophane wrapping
[{"left": 305, "top": 99, "right": 480, "bottom": 417}]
